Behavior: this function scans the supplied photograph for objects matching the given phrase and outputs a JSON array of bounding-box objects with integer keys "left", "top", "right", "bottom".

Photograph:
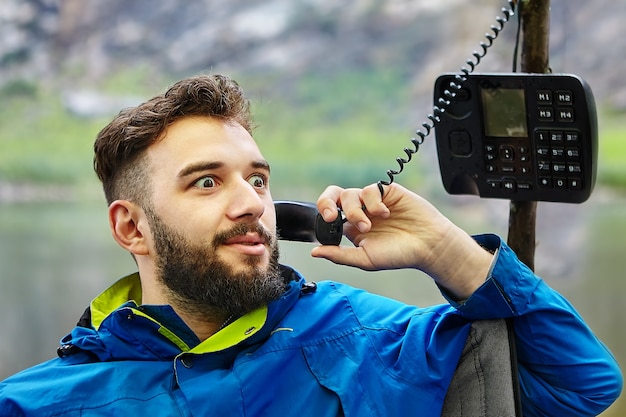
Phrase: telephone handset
[{"left": 274, "top": 201, "right": 344, "bottom": 245}]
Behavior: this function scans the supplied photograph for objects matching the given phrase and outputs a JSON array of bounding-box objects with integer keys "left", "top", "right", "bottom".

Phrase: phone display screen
[{"left": 481, "top": 87, "right": 528, "bottom": 138}]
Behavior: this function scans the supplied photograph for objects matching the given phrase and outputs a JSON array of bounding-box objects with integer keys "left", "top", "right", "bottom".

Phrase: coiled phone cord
[{"left": 377, "top": 0, "right": 518, "bottom": 197}]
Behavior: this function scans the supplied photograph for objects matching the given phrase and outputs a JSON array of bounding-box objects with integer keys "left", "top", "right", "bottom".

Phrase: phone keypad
[
  {"left": 535, "top": 129, "right": 583, "bottom": 191},
  {"left": 482, "top": 128, "right": 584, "bottom": 193}
]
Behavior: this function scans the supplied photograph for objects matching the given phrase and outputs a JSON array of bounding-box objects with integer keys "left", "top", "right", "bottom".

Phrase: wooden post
[{"left": 507, "top": 0, "right": 551, "bottom": 272}]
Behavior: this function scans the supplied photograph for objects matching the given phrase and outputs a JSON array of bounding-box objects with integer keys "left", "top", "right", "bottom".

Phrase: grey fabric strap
[{"left": 441, "top": 319, "right": 519, "bottom": 417}]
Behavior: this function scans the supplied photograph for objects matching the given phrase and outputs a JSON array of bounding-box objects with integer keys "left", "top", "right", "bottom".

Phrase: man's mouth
[
  {"left": 224, "top": 233, "right": 265, "bottom": 245},
  {"left": 223, "top": 233, "right": 267, "bottom": 256}
]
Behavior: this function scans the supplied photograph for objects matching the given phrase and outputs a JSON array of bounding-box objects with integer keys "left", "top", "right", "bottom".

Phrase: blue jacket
[{"left": 0, "top": 235, "right": 622, "bottom": 416}]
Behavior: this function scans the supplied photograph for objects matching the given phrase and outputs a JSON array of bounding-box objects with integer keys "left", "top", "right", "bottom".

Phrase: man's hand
[{"left": 311, "top": 183, "right": 494, "bottom": 300}]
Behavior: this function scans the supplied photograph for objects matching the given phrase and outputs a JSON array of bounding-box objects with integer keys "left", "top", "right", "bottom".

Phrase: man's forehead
[
  {"left": 155, "top": 115, "right": 249, "bottom": 142},
  {"left": 147, "top": 116, "right": 267, "bottom": 174}
]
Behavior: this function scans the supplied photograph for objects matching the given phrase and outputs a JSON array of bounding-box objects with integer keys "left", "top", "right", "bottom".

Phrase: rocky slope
[{"left": 1, "top": 0, "right": 624, "bottom": 108}]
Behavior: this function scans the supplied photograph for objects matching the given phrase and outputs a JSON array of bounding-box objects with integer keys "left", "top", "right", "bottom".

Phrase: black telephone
[
  {"left": 433, "top": 73, "right": 597, "bottom": 203},
  {"left": 275, "top": 0, "right": 597, "bottom": 245}
]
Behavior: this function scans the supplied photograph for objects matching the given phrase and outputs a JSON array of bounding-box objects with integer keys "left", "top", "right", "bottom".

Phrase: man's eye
[
  {"left": 249, "top": 174, "right": 267, "bottom": 188},
  {"left": 194, "top": 176, "right": 216, "bottom": 189}
]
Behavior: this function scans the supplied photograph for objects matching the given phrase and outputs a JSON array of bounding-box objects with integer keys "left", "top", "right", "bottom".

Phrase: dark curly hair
[{"left": 93, "top": 74, "right": 253, "bottom": 205}]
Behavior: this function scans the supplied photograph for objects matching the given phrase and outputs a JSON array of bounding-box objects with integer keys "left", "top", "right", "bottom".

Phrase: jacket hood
[{"left": 57, "top": 265, "right": 307, "bottom": 363}]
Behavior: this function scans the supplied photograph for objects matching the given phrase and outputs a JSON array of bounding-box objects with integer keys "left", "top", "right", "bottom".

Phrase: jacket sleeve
[{"left": 445, "top": 234, "right": 623, "bottom": 417}]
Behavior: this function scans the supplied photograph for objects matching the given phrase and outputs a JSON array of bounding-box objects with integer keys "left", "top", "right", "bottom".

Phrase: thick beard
[{"left": 145, "top": 207, "right": 285, "bottom": 322}]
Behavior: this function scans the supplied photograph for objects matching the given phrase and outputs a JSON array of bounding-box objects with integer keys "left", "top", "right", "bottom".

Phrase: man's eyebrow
[
  {"left": 252, "top": 159, "right": 271, "bottom": 173},
  {"left": 177, "top": 162, "right": 223, "bottom": 179},
  {"left": 177, "top": 160, "right": 270, "bottom": 179}
]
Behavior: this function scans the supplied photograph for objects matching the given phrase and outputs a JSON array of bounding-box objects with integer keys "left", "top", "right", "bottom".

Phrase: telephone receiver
[{"left": 274, "top": 201, "right": 344, "bottom": 245}]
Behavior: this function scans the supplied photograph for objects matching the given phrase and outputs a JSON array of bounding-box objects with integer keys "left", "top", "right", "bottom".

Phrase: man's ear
[{"left": 108, "top": 200, "right": 150, "bottom": 256}]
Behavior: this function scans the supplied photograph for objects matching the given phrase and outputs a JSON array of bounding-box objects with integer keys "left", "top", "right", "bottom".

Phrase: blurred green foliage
[
  {"left": 251, "top": 71, "right": 415, "bottom": 192},
  {"left": 597, "top": 115, "right": 626, "bottom": 189},
  {"left": 0, "top": 89, "right": 107, "bottom": 185}
]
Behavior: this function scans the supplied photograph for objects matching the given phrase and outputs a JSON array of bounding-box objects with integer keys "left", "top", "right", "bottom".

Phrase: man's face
[{"left": 142, "top": 116, "right": 284, "bottom": 318}]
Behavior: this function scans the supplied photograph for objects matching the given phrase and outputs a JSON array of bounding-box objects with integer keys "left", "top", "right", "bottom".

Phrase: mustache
[{"left": 213, "top": 223, "right": 275, "bottom": 246}]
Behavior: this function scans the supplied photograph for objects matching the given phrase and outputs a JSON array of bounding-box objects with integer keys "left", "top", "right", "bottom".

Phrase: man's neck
[{"left": 173, "top": 309, "right": 226, "bottom": 341}]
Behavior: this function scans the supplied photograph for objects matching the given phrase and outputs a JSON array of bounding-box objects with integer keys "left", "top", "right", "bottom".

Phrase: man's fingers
[
  {"left": 360, "top": 183, "right": 390, "bottom": 218},
  {"left": 316, "top": 185, "right": 343, "bottom": 221},
  {"left": 310, "top": 245, "right": 373, "bottom": 270},
  {"left": 316, "top": 183, "right": 392, "bottom": 234}
]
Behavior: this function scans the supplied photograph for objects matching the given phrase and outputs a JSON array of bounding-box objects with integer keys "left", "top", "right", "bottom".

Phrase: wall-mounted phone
[{"left": 434, "top": 73, "right": 598, "bottom": 203}]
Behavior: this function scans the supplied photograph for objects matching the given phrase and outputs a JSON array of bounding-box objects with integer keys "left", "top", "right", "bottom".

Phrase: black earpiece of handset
[
  {"left": 314, "top": 210, "right": 344, "bottom": 246},
  {"left": 274, "top": 201, "right": 343, "bottom": 246}
]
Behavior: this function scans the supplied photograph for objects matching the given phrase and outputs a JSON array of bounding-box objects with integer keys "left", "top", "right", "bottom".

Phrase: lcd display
[{"left": 481, "top": 87, "right": 528, "bottom": 137}]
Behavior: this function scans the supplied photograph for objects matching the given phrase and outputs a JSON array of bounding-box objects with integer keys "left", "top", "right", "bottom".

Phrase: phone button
[
  {"left": 568, "top": 163, "right": 582, "bottom": 174},
  {"left": 487, "top": 180, "right": 501, "bottom": 189},
  {"left": 550, "top": 131, "right": 564, "bottom": 143},
  {"left": 551, "top": 147, "right": 565, "bottom": 159},
  {"left": 554, "top": 178, "right": 567, "bottom": 189},
  {"left": 537, "top": 161, "right": 551, "bottom": 173},
  {"left": 565, "top": 131, "right": 580, "bottom": 143},
  {"left": 537, "top": 147, "right": 550, "bottom": 157},
  {"left": 556, "top": 90, "right": 573, "bottom": 105},
  {"left": 566, "top": 148, "right": 580, "bottom": 159},
  {"left": 539, "top": 177, "right": 552, "bottom": 188},
  {"left": 569, "top": 178, "right": 583, "bottom": 190},
  {"left": 557, "top": 108, "right": 575, "bottom": 122},
  {"left": 537, "top": 90, "right": 552, "bottom": 104},
  {"left": 449, "top": 131, "right": 472, "bottom": 156},
  {"left": 502, "top": 179, "right": 516, "bottom": 191},
  {"left": 535, "top": 130, "right": 550, "bottom": 143},
  {"left": 500, "top": 146, "right": 515, "bottom": 161},
  {"left": 538, "top": 108, "right": 554, "bottom": 121}
]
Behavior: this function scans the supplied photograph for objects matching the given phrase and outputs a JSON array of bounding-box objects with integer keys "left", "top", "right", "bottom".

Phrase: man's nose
[{"left": 226, "top": 179, "right": 266, "bottom": 221}]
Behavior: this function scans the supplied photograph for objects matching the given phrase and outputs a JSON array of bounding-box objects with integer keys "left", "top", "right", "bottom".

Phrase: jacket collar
[{"left": 60, "top": 265, "right": 306, "bottom": 360}]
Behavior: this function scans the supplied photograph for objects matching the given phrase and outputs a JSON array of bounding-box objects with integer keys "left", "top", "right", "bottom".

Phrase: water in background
[{"left": 1, "top": 188, "right": 624, "bottom": 415}]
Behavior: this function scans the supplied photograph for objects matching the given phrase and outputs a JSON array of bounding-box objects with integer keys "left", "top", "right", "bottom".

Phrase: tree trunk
[{"left": 507, "top": 0, "right": 551, "bottom": 272}]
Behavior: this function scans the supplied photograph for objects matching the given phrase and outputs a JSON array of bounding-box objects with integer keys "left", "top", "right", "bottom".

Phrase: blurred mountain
[{"left": 1, "top": 0, "right": 625, "bottom": 109}]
